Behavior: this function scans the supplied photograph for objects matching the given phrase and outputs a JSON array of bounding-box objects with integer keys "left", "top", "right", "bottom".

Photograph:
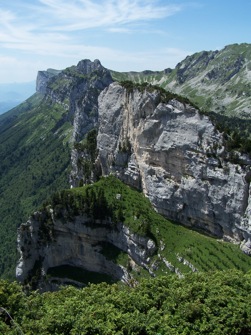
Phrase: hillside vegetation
[
  {"left": 41, "top": 176, "right": 251, "bottom": 279},
  {"left": 0, "top": 93, "right": 71, "bottom": 279},
  {"left": 0, "top": 270, "right": 251, "bottom": 334}
]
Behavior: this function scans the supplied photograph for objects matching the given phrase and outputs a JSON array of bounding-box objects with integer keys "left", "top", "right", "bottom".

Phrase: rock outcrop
[
  {"left": 36, "top": 69, "right": 62, "bottom": 94},
  {"left": 67, "top": 59, "right": 113, "bottom": 186},
  {"left": 16, "top": 207, "right": 156, "bottom": 290},
  {"left": 37, "top": 59, "right": 113, "bottom": 187},
  {"left": 96, "top": 82, "right": 251, "bottom": 251}
]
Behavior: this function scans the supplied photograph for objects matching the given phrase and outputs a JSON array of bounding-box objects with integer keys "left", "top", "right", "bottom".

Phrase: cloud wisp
[
  {"left": 0, "top": 1, "right": 189, "bottom": 82},
  {"left": 0, "top": 1, "right": 183, "bottom": 54},
  {"left": 38, "top": 0, "right": 182, "bottom": 31}
]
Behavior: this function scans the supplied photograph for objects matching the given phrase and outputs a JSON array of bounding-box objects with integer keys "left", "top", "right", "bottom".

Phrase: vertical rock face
[
  {"left": 70, "top": 60, "right": 113, "bottom": 141},
  {"left": 16, "top": 209, "right": 156, "bottom": 290},
  {"left": 97, "top": 82, "right": 251, "bottom": 251},
  {"left": 36, "top": 62, "right": 251, "bottom": 252},
  {"left": 36, "top": 69, "right": 61, "bottom": 94},
  {"left": 67, "top": 60, "right": 113, "bottom": 187}
]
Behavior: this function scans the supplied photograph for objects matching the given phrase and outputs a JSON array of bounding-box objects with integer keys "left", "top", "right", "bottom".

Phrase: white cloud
[
  {"left": 107, "top": 27, "right": 132, "bottom": 34},
  {"left": 0, "top": 9, "right": 16, "bottom": 25},
  {"left": 0, "top": 1, "right": 189, "bottom": 82},
  {"left": 0, "top": 1, "right": 184, "bottom": 59},
  {"left": 37, "top": 0, "right": 182, "bottom": 31},
  {"left": 0, "top": 1, "right": 183, "bottom": 53}
]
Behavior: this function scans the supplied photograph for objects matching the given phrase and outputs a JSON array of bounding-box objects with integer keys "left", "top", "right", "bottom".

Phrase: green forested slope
[
  {"left": 0, "top": 93, "right": 71, "bottom": 279},
  {"left": 1, "top": 270, "right": 251, "bottom": 334}
]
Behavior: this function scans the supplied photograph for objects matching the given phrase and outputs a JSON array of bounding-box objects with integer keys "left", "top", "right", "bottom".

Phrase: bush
[{"left": 1, "top": 270, "right": 251, "bottom": 334}]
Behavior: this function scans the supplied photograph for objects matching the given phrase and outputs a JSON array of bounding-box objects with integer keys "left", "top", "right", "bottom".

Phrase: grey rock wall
[
  {"left": 16, "top": 209, "right": 156, "bottom": 289},
  {"left": 36, "top": 69, "right": 61, "bottom": 94},
  {"left": 97, "top": 82, "right": 251, "bottom": 251}
]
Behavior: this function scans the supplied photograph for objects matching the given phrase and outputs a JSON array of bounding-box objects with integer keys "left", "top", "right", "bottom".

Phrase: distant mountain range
[
  {"left": 112, "top": 43, "right": 251, "bottom": 119},
  {"left": 0, "top": 81, "right": 35, "bottom": 114}
]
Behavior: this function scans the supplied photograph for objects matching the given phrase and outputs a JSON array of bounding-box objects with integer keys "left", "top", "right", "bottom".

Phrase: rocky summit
[{"left": 14, "top": 54, "right": 251, "bottom": 289}]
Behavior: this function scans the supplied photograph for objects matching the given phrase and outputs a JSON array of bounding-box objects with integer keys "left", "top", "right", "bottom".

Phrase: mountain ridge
[
  {"left": 111, "top": 43, "right": 251, "bottom": 120},
  {"left": 1, "top": 44, "right": 251, "bottom": 282},
  {"left": 15, "top": 56, "right": 251, "bottom": 288}
]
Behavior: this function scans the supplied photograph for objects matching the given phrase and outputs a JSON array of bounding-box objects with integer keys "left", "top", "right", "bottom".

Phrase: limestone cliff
[
  {"left": 16, "top": 205, "right": 156, "bottom": 290},
  {"left": 36, "top": 68, "right": 62, "bottom": 94},
  {"left": 96, "top": 82, "right": 251, "bottom": 252},
  {"left": 66, "top": 59, "right": 113, "bottom": 186}
]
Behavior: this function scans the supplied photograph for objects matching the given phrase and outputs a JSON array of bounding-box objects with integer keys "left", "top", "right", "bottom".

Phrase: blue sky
[{"left": 0, "top": 0, "right": 250, "bottom": 83}]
